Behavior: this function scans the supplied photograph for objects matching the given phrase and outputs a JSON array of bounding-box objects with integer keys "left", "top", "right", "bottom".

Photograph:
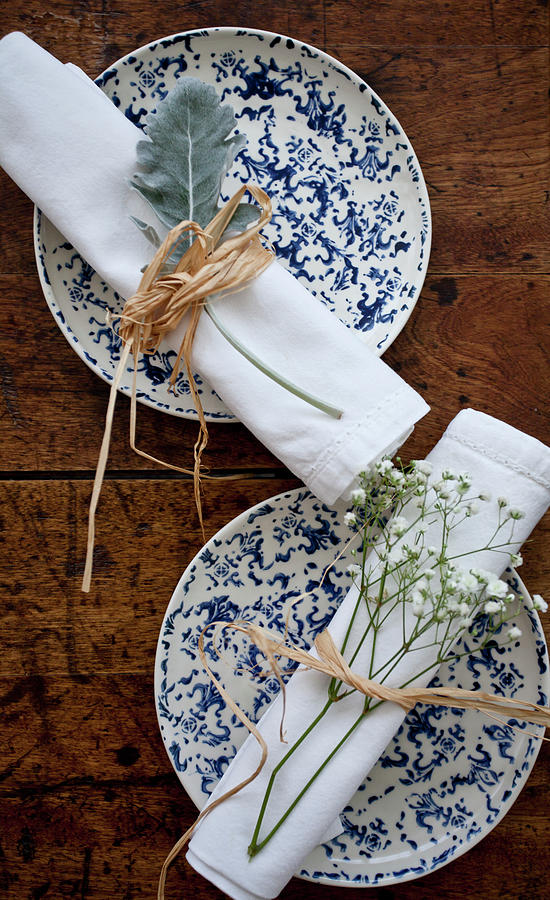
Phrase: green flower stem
[
  {"left": 247, "top": 698, "right": 333, "bottom": 858},
  {"left": 204, "top": 301, "right": 343, "bottom": 420},
  {"left": 447, "top": 541, "right": 516, "bottom": 563},
  {"left": 329, "top": 503, "right": 393, "bottom": 699},
  {"left": 328, "top": 591, "right": 372, "bottom": 701},
  {"left": 364, "top": 564, "right": 386, "bottom": 681},
  {"left": 343, "top": 565, "right": 427, "bottom": 677},
  {"left": 438, "top": 610, "right": 454, "bottom": 651},
  {"left": 246, "top": 465, "right": 525, "bottom": 861},
  {"left": 402, "top": 571, "right": 408, "bottom": 644},
  {"left": 248, "top": 642, "right": 454, "bottom": 860},
  {"left": 248, "top": 709, "right": 365, "bottom": 858},
  {"left": 330, "top": 524, "right": 419, "bottom": 701},
  {"left": 365, "top": 613, "right": 484, "bottom": 689}
]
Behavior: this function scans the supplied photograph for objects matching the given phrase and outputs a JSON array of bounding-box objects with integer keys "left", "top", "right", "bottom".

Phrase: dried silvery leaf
[
  {"left": 130, "top": 77, "right": 257, "bottom": 232},
  {"left": 126, "top": 79, "right": 339, "bottom": 421},
  {"left": 130, "top": 216, "right": 162, "bottom": 248}
]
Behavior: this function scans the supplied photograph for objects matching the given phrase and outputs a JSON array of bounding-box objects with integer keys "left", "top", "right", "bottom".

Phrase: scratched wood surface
[{"left": 0, "top": 1, "right": 549, "bottom": 898}]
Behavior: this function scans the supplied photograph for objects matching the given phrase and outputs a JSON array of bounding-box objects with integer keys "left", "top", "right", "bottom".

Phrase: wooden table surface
[{"left": 1, "top": 2, "right": 549, "bottom": 898}]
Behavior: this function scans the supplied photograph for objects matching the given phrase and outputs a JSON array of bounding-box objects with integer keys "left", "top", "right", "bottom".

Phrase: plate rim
[
  {"left": 32, "top": 207, "right": 239, "bottom": 423},
  {"left": 154, "top": 484, "right": 548, "bottom": 887},
  {"left": 33, "top": 25, "right": 432, "bottom": 421}
]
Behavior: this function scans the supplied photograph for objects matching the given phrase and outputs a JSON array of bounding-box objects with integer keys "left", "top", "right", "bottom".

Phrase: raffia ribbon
[
  {"left": 82, "top": 185, "right": 274, "bottom": 592},
  {"left": 158, "top": 618, "right": 550, "bottom": 897}
]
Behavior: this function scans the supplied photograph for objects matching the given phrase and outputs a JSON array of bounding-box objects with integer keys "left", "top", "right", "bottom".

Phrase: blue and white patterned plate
[
  {"left": 155, "top": 488, "right": 549, "bottom": 886},
  {"left": 34, "top": 27, "right": 431, "bottom": 421}
]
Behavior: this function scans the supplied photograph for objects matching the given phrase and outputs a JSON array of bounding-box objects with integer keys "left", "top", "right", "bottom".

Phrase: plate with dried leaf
[{"left": 35, "top": 27, "right": 431, "bottom": 421}]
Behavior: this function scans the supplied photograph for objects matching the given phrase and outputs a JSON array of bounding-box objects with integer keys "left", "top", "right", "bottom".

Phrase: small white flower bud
[
  {"left": 413, "top": 460, "right": 433, "bottom": 476},
  {"left": 484, "top": 600, "right": 503, "bottom": 614},
  {"left": 509, "top": 508, "right": 525, "bottom": 520},
  {"left": 533, "top": 594, "right": 548, "bottom": 613},
  {"left": 487, "top": 578, "right": 508, "bottom": 599},
  {"left": 434, "top": 481, "right": 451, "bottom": 499},
  {"left": 507, "top": 625, "right": 522, "bottom": 640},
  {"left": 441, "top": 469, "right": 456, "bottom": 481},
  {"left": 471, "top": 568, "right": 490, "bottom": 585}
]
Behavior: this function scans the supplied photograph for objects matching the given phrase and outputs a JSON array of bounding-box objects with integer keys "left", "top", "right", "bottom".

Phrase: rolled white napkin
[
  {"left": 0, "top": 32, "right": 429, "bottom": 504},
  {"left": 186, "top": 408, "right": 550, "bottom": 900}
]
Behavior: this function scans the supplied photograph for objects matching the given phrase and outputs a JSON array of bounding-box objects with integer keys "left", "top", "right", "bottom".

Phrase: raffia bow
[
  {"left": 157, "top": 617, "right": 550, "bottom": 897},
  {"left": 82, "top": 185, "right": 275, "bottom": 592},
  {"left": 235, "top": 622, "right": 550, "bottom": 724}
]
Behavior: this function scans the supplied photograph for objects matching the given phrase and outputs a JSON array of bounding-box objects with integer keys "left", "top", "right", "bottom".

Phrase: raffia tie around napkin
[
  {"left": 82, "top": 184, "right": 274, "bottom": 592},
  {"left": 157, "top": 618, "right": 550, "bottom": 898}
]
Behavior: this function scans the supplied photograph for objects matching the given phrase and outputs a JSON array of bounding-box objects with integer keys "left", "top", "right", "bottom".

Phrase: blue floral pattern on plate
[
  {"left": 34, "top": 27, "right": 431, "bottom": 421},
  {"left": 155, "top": 488, "right": 548, "bottom": 886}
]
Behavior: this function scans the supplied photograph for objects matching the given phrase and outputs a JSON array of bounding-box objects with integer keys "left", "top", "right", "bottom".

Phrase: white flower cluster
[
  {"left": 407, "top": 562, "right": 517, "bottom": 628},
  {"left": 341, "top": 455, "right": 540, "bottom": 656},
  {"left": 388, "top": 515, "right": 408, "bottom": 538}
]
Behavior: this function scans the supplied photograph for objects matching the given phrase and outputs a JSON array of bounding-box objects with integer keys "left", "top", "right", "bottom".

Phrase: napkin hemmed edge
[
  {"left": 186, "top": 847, "right": 267, "bottom": 900},
  {"left": 307, "top": 389, "right": 430, "bottom": 505},
  {"left": 446, "top": 409, "right": 550, "bottom": 491}
]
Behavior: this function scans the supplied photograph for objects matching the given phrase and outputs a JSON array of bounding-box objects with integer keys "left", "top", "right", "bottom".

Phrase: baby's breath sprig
[{"left": 247, "top": 457, "right": 545, "bottom": 859}]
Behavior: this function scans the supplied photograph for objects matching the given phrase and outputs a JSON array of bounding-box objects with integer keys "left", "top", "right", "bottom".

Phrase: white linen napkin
[
  {"left": 0, "top": 32, "right": 429, "bottom": 504},
  {"left": 186, "top": 408, "right": 550, "bottom": 900}
]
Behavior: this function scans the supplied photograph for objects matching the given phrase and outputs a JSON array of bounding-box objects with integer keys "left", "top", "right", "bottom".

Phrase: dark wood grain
[
  {"left": 1, "top": 673, "right": 547, "bottom": 900},
  {"left": 325, "top": 0, "right": 549, "bottom": 46},
  {"left": 1, "top": 1, "right": 549, "bottom": 898},
  {"left": 0, "top": 478, "right": 300, "bottom": 676}
]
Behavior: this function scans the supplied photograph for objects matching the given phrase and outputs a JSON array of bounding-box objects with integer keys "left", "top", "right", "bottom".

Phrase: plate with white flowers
[
  {"left": 155, "top": 485, "right": 548, "bottom": 887},
  {"left": 34, "top": 26, "right": 431, "bottom": 421}
]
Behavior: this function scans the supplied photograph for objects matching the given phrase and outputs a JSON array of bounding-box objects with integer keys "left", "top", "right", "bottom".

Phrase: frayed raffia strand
[
  {"left": 157, "top": 621, "right": 269, "bottom": 900},
  {"left": 238, "top": 623, "right": 550, "bottom": 724},
  {"left": 82, "top": 184, "right": 275, "bottom": 593},
  {"left": 158, "top": 617, "right": 550, "bottom": 899}
]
